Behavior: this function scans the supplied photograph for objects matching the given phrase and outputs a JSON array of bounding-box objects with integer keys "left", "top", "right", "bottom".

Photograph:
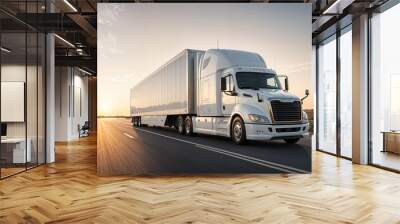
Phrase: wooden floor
[
  {"left": 1, "top": 135, "right": 400, "bottom": 223},
  {"left": 373, "top": 151, "right": 400, "bottom": 171},
  {"left": 1, "top": 167, "right": 26, "bottom": 178}
]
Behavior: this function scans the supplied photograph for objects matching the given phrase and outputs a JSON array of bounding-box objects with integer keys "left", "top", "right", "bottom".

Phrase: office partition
[{"left": 0, "top": 1, "right": 47, "bottom": 179}]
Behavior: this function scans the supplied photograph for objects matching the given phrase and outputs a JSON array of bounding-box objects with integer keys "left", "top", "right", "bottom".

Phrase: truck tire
[
  {"left": 231, "top": 117, "right": 247, "bottom": 145},
  {"left": 184, "top": 116, "right": 194, "bottom": 136},
  {"left": 176, "top": 116, "right": 185, "bottom": 135},
  {"left": 284, "top": 138, "right": 300, "bottom": 144}
]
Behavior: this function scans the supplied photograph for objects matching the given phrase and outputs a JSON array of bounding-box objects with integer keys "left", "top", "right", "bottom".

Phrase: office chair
[{"left": 79, "top": 121, "right": 90, "bottom": 138}]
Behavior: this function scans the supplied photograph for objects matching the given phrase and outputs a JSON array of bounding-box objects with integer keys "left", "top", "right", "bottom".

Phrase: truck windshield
[{"left": 236, "top": 72, "right": 281, "bottom": 90}]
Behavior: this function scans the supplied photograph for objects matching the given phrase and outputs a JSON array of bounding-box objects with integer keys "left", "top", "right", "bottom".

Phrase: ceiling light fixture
[
  {"left": 78, "top": 67, "right": 93, "bottom": 76},
  {"left": 1, "top": 47, "right": 11, "bottom": 53},
  {"left": 63, "top": 0, "right": 78, "bottom": 12},
  {"left": 76, "top": 49, "right": 84, "bottom": 55},
  {"left": 54, "top": 34, "right": 75, "bottom": 48}
]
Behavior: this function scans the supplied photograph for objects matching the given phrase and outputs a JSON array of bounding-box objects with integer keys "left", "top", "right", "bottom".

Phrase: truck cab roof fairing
[{"left": 201, "top": 49, "right": 267, "bottom": 77}]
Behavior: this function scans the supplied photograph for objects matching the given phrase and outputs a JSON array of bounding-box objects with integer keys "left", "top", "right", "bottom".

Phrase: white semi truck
[{"left": 130, "top": 49, "right": 309, "bottom": 144}]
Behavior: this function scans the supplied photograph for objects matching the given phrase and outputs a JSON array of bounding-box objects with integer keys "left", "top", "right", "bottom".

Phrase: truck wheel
[
  {"left": 176, "top": 116, "right": 185, "bottom": 135},
  {"left": 231, "top": 117, "right": 247, "bottom": 145},
  {"left": 284, "top": 138, "right": 300, "bottom": 144},
  {"left": 184, "top": 116, "right": 194, "bottom": 136}
]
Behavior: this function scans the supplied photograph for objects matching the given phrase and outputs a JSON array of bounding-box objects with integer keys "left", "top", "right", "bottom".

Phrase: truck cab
[{"left": 195, "top": 49, "right": 309, "bottom": 144}]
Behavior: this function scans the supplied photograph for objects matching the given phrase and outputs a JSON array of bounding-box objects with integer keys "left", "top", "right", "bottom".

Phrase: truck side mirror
[
  {"left": 284, "top": 78, "right": 289, "bottom": 91},
  {"left": 301, "top": 89, "right": 310, "bottom": 102},
  {"left": 221, "top": 77, "right": 227, "bottom": 91},
  {"left": 278, "top": 75, "right": 289, "bottom": 91}
]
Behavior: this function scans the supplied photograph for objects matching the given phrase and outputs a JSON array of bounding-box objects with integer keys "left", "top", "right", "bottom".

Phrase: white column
[
  {"left": 352, "top": 14, "right": 369, "bottom": 164},
  {"left": 55, "top": 67, "right": 73, "bottom": 141},
  {"left": 45, "top": 0, "right": 56, "bottom": 163},
  {"left": 46, "top": 33, "right": 55, "bottom": 163}
]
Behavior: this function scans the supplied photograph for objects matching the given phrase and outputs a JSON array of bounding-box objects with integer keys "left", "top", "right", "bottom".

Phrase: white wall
[
  {"left": 71, "top": 73, "right": 89, "bottom": 138},
  {"left": 1, "top": 63, "right": 46, "bottom": 164},
  {"left": 55, "top": 67, "right": 89, "bottom": 141},
  {"left": 55, "top": 67, "right": 70, "bottom": 141},
  {"left": 1, "top": 65, "right": 27, "bottom": 146},
  {"left": 1, "top": 65, "right": 37, "bottom": 138}
]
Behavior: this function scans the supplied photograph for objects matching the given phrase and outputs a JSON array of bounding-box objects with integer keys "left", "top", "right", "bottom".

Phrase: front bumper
[{"left": 245, "top": 122, "right": 309, "bottom": 140}]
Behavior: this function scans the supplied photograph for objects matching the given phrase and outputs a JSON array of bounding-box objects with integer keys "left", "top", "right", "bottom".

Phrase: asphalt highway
[{"left": 97, "top": 118, "right": 311, "bottom": 176}]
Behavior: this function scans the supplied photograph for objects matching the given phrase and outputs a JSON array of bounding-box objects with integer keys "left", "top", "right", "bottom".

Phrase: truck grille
[
  {"left": 270, "top": 100, "right": 301, "bottom": 122},
  {"left": 276, "top": 127, "right": 301, "bottom": 133}
]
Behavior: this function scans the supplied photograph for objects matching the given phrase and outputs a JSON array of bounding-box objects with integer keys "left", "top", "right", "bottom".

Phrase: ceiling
[{"left": 0, "top": 0, "right": 391, "bottom": 75}]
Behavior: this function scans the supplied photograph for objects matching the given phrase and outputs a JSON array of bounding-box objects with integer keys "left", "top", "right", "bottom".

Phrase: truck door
[{"left": 221, "top": 74, "right": 237, "bottom": 116}]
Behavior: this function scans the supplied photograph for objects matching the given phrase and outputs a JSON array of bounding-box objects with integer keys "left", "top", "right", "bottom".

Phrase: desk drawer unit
[{"left": 383, "top": 132, "right": 400, "bottom": 154}]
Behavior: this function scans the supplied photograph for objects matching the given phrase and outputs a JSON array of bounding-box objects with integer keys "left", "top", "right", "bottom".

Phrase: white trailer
[{"left": 131, "top": 49, "right": 309, "bottom": 144}]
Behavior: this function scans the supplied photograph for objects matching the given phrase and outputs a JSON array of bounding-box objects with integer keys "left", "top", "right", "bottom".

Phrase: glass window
[
  {"left": 317, "top": 35, "right": 337, "bottom": 154},
  {"left": 236, "top": 72, "right": 281, "bottom": 90},
  {"left": 340, "top": 27, "right": 352, "bottom": 158},
  {"left": 371, "top": 3, "right": 400, "bottom": 171},
  {"left": 266, "top": 77, "right": 279, "bottom": 88},
  {"left": 1, "top": 31, "right": 28, "bottom": 177}
]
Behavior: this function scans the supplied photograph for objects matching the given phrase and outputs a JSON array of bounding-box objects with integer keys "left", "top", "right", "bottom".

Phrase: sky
[{"left": 98, "top": 3, "right": 312, "bottom": 116}]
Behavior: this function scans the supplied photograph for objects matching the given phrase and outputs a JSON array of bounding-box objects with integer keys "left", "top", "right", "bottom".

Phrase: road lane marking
[
  {"left": 194, "top": 145, "right": 294, "bottom": 173},
  {"left": 194, "top": 144, "right": 308, "bottom": 174},
  {"left": 123, "top": 133, "right": 135, "bottom": 139},
  {"left": 134, "top": 127, "right": 308, "bottom": 174}
]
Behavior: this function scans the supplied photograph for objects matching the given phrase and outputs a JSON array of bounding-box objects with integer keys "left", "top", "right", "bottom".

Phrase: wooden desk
[
  {"left": 382, "top": 131, "right": 400, "bottom": 154},
  {"left": 1, "top": 138, "right": 31, "bottom": 163}
]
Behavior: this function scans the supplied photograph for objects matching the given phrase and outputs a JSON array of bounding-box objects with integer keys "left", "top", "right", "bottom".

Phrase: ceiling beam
[
  {"left": 55, "top": 55, "right": 96, "bottom": 71},
  {"left": 67, "top": 13, "right": 97, "bottom": 39}
]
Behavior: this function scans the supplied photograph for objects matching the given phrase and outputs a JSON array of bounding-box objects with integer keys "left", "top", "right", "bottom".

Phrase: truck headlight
[
  {"left": 248, "top": 114, "right": 270, "bottom": 124},
  {"left": 302, "top": 111, "right": 308, "bottom": 121}
]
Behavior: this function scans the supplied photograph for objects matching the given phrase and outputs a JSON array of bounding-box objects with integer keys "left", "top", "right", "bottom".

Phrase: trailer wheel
[
  {"left": 176, "top": 116, "right": 185, "bottom": 135},
  {"left": 184, "top": 116, "right": 194, "bottom": 136},
  {"left": 133, "top": 117, "right": 138, "bottom": 127},
  {"left": 231, "top": 116, "right": 247, "bottom": 145}
]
